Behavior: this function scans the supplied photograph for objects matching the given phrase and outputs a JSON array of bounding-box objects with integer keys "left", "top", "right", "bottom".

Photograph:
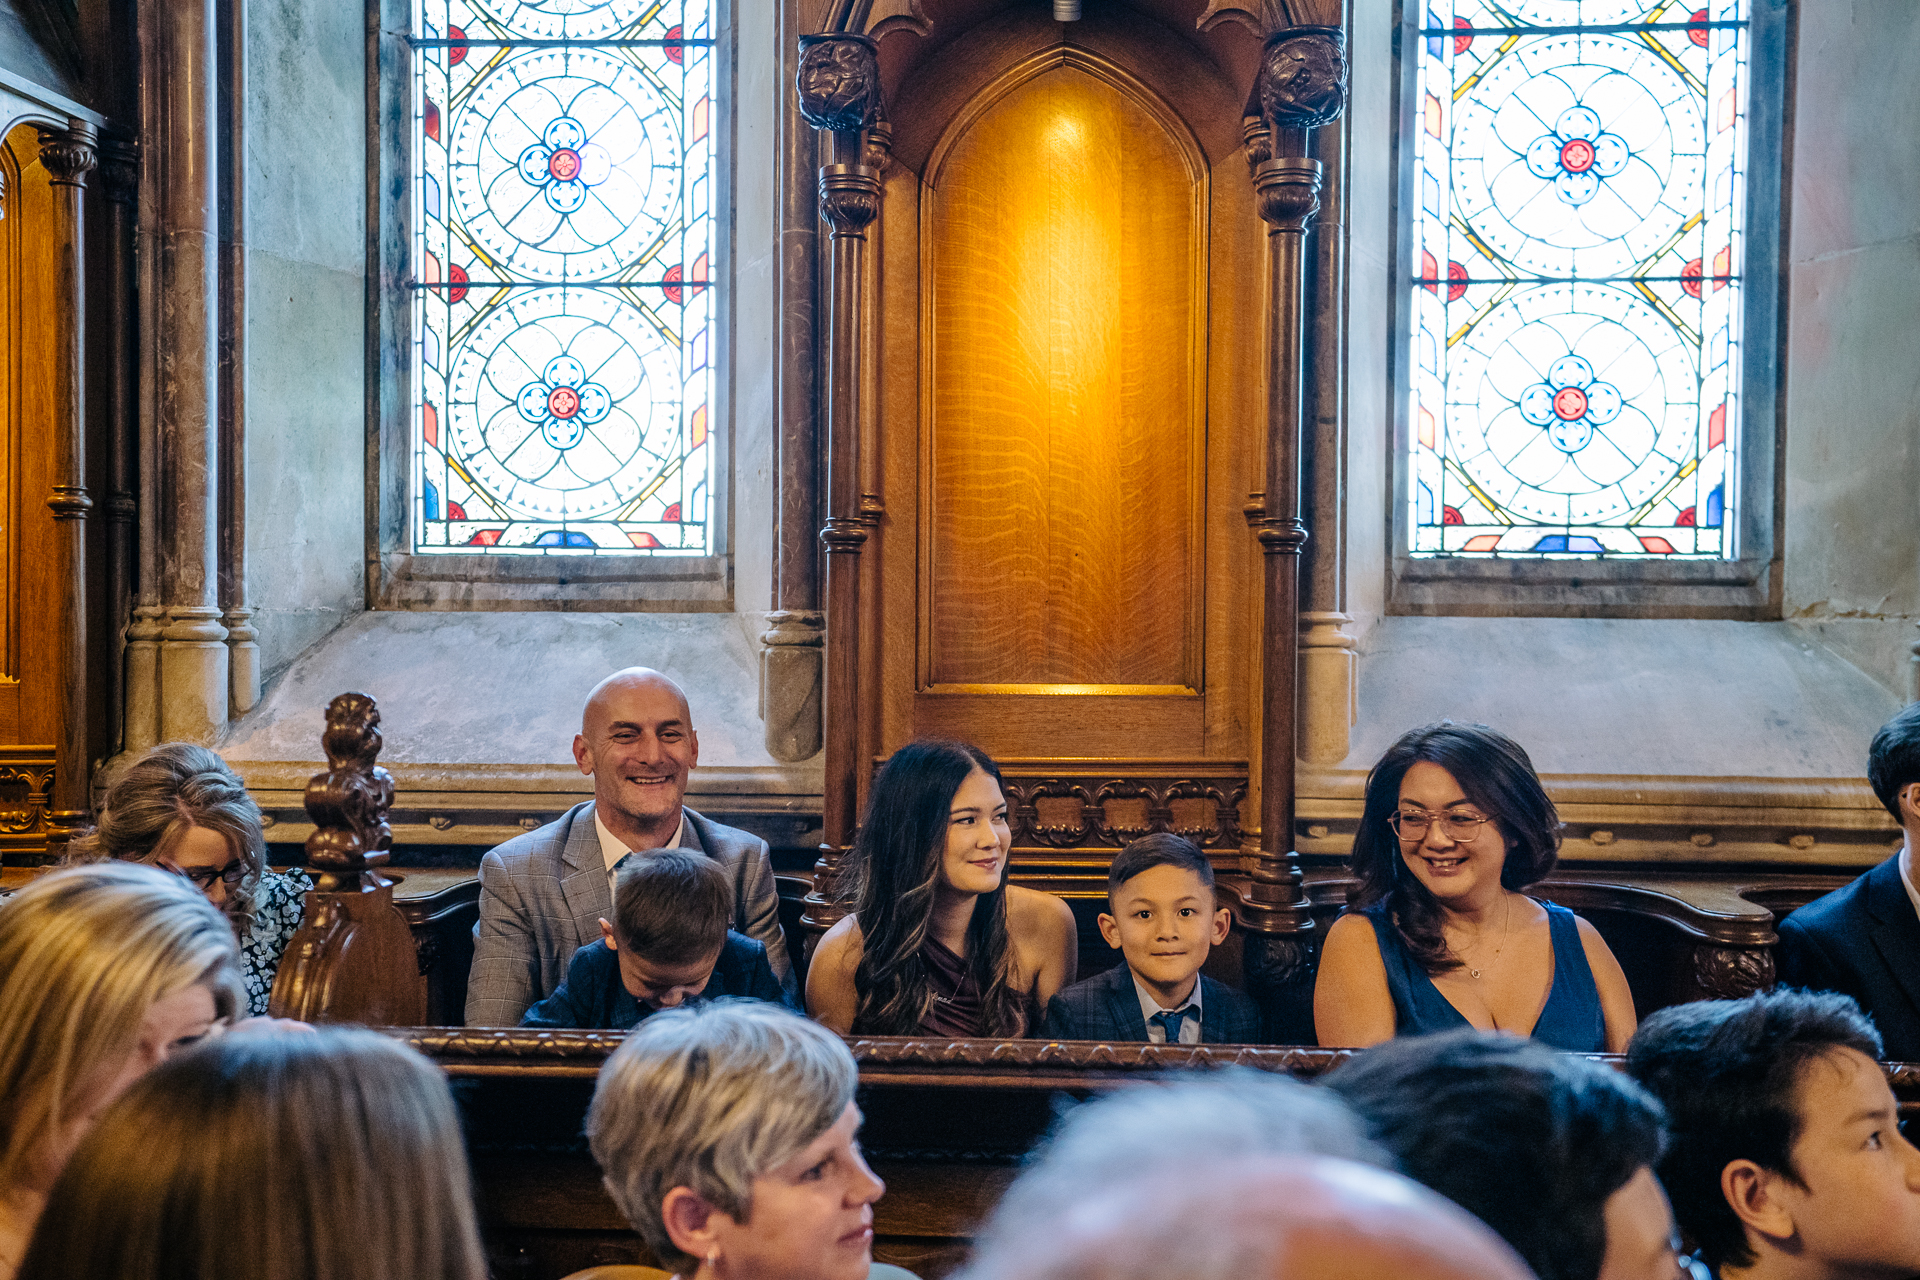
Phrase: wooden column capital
[{"left": 36, "top": 121, "right": 98, "bottom": 189}]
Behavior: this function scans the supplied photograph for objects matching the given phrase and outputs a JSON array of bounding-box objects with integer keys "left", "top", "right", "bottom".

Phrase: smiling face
[
  {"left": 1395, "top": 760, "right": 1511, "bottom": 908},
  {"left": 937, "top": 768, "right": 1010, "bottom": 898},
  {"left": 1099, "top": 863, "right": 1230, "bottom": 1005},
  {"left": 708, "top": 1102, "right": 885, "bottom": 1280},
  {"left": 1768, "top": 1047, "right": 1920, "bottom": 1276},
  {"left": 573, "top": 671, "right": 699, "bottom": 831}
]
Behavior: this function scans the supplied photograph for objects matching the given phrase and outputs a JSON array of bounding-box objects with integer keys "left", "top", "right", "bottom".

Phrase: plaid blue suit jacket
[
  {"left": 464, "top": 801, "right": 791, "bottom": 1026},
  {"left": 1040, "top": 961, "right": 1266, "bottom": 1043}
]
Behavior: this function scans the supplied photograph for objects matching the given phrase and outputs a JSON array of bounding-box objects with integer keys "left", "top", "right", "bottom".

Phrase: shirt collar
[
  {"left": 595, "top": 809, "right": 690, "bottom": 883},
  {"left": 1130, "top": 970, "right": 1203, "bottom": 1028}
]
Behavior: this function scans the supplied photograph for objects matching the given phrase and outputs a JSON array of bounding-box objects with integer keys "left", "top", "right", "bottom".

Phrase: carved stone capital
[
  {"left": 103, "top": 490, "right": 136, "bottom": 523},
  {"left": 96, "top": 138, "right": 138, "bottom": 207},
  {"left": 1693, "top": 944, "right": 1775, "bottom": 1000},
  {"left": 797, "top": 33, "right": 882, "bottom": 133},
  {"left": 1253, "top": 156, "right": 1324, "bottom": 231},
  {"left": 761, "top": 609, "right": 826, "bottom": 649},
  {"left": 46, "top": 485, "right": 92, "bottom": 520},
  {"left": 861, "top": 118, "right": 894, "bottom": 174},
  {"left": 818, "top": 163, "right": 881, "bottom": 236},
  {"left": 1255, "top": 517, "right": 1309, "bottom": 555},
  {"left": 820, "top": 514, "right": 870, "bottom": 553},
  {"left": 36, "top": 122, "right": 99, "bottom": 189},
  {"left": 1242, "top": 114, "right": 1274, "bottom": 177},
  {"left": 1257, "top": 27, "right": 1348, "bottom": 133}
]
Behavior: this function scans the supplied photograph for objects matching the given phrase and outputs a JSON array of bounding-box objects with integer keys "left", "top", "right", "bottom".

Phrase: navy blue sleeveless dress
[{"left": 1357, "top": 898, "right": 1606, "bottom": 1052}]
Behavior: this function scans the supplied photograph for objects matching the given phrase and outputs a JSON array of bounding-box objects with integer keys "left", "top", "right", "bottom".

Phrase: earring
[{"left": 706, "top": 1245, "right": 721, "bottom": 1273}]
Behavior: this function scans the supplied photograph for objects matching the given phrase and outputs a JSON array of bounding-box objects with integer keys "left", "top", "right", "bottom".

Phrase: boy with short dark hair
[
  {"left": 1041, "top": 834, "right": 1262, "bottom": 1043},
  {"left": 1626, "top": 988, "right": 1920, "bottom": 1280},
  {"left": 520, "top": 849, "right": 789, "bottom": 1029}
]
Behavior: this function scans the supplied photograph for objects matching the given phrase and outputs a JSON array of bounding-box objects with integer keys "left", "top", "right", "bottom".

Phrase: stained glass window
[
  {"left": 411, "top": 0, "right": 715, "bottom": 556},
  {"left": 1406, "top": 2, "right": 1750, "bottom": 559}
]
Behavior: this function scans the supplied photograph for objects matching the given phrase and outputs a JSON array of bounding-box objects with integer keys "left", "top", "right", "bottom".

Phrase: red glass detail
[
  {"left": 1447, "top": 260, "right": 1468, "bottom": 302},
  {"left": 1675, "top": 507, "right": 1697, "bottom": 527},
  {"left": 1453, "top": 16, "right": 1472, "bottom": 55},
  {"left": 663, "top": 263, "right": 684, "bottom": 305},
  {"left": 448, "top": 501, "right": 467, "bottom": 520},
  {"left": 1553, "top": 386, "right": 1589, "bottom": 421},
  {"left": 448, "top": 263, "right": 469, "bottom": 304},
  {"left": 690, "top": 252, "right": 709, "bottom": 297},
  {"left": 1708, "top": 402, "right": 1726, "bottom": 450},
  {"left": 424, "top": 97, "right": 440, "bottom": 142},
  {"left": 1441, "top": 505, "right": 1463, "bottom": 526},
  {"left": 628, "top": 531, "right": 663, "bottom": 549},
  {"left": 1462, "top": 534, "right": 1501, "bottom": 552},
  {"left": 548, "top": 148, "right": 582, "bottom": 182},
  {"left": 1559, "top": 137, "right": 1596, "bottom": 174},
  {"left": 423, "top": 400, "right": 438, "bottom": 449},
  {"left": 1638, "top": 536, "right": 1678, "bottom": 554},
  {"left": 1689, "top": 9, "right": 1710, "bottom": 47},
  {"left": 548, "top": 386, "right": 581, "bottom": 419},
  {"left": 1712, "top": 245, "right": 1732, "bottom": 291},
  {"left": 448, "top": 25, "right": 468, "bottom": 64},
  {"left": 662, "top": 502, "right": 683, "bottom": 522},
  {"left": 1681, "top": 258, "right": 1704, "bottom": 299},
  {"left": 467, "top": 529, "right": 503, "bottom": 546},
  {"left": 1419, "top": 249, "right": 1438, "bottom": 294},
  {"left": 665, "top": 24, "right": 684, "bottom": 65}
]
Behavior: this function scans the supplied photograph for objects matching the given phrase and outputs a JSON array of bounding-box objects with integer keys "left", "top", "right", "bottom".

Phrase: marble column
[
  {"left": 37, "top": 122, "right": 98, "bottom": 828},
  {"left": 219, "top": 0, "right": 259, "bottom": 715},
  {"left": 98, "top": 137, "right": 140, "bottom": 766},
  {"left": 144, "top": 0, "right": 229, "bottom": 744}
]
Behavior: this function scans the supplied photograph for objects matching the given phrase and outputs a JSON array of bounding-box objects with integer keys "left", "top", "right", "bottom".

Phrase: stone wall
[
  {"left": 243, "top": 0, "right": 367, "bottom": 681},
  {"left": 1781, "top": 0, "right": 1920, "bottom": 696}
]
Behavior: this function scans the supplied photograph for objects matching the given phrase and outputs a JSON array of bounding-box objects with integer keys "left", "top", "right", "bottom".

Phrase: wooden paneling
[{"left": 922, "top": 52, "right": 1206, "bottom": 693}]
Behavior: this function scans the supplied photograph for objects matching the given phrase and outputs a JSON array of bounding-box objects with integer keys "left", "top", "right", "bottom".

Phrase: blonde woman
[
  {"left": 589, "top": 1002, "right": 917, "bottom": 1280},
  {"left": 0, "top": 863, "right": 241, "bottom": 1278},
  {"left": 71, "top": 743, "right": 309, "bottom": 1016},
  {"left": 18, "top": 1028, "right": 487, "bottom": 1280}
]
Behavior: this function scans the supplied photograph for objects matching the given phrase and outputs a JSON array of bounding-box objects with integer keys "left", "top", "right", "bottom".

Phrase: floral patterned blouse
[{"left": 241, "top": 868, "right": 312, "bottom": 1017}]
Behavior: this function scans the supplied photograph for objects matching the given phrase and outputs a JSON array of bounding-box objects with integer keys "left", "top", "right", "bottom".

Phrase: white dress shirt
[
  {"left": 595, "top": 809, "right": 690, "bottom": 895},
  {"left": 1132, "top": 972, "right": 1204, "bottom": 1045}
]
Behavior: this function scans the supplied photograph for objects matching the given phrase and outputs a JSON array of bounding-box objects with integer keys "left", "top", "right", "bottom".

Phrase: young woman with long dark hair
[
  {"left": 807, "top": 739, "right": 1076, "bottom": 1038},
  {"left": 1313, "top": 722, "right": 1636, "bottom": 1052}
]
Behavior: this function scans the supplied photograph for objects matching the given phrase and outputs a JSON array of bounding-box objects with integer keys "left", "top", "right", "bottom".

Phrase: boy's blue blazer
[
  {"left": 519, "top": 929, "right": 791, "bottom": 1030},
  {"left": 1040, "top": 962, "right": 1265, "bottom": 1043}
]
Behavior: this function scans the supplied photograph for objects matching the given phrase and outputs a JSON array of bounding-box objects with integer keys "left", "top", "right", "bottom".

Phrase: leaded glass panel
[
  {"left": 1407, "top": 2, "right": 1750, "bottom": 559},
  {"left": 411, "top": 0, "right": 714, "bottom": 555}
]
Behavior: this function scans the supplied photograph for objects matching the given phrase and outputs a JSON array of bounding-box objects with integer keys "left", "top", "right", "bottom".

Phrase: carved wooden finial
[
  {"left": 797, "top": 33, "right": 882, "bottom": 132},
  {"left": 302, "top": 691, "right": 395, "bottom": 891}
]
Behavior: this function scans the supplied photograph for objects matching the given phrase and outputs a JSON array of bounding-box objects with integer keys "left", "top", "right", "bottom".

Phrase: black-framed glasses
[
  {"left": 1388, "top": 808, "right": 1492, "bottom": 841},
  {"left": 169, "top": 860, "right": 248, "bottom": 892}
]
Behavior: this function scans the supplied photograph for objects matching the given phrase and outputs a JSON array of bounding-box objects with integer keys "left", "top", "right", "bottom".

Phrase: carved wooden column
[
  {"left": 795, "top": 31, "right": 883, "bottom": 938},
  {"left": 269, "top": 692, "right": 428, "bottom": 1025},
  {"left": 1239, "top": 26, "right": 1347, "bottom": 1043},
  {"left": 98, "top": 138, "right": 139, "bottom": 768},
  {"left": 38, "top": 122, "right": 98, "bottom": 838}
]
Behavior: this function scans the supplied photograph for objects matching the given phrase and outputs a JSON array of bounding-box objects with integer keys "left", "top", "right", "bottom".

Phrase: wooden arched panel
[{"left": 920, "top": 51, "right": 1207, "bottom": 695}]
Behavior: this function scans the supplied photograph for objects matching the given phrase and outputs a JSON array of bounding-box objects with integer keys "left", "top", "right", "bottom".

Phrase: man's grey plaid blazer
[{"left": 463, "top": 801, "right": 792, "bottom": 1026}]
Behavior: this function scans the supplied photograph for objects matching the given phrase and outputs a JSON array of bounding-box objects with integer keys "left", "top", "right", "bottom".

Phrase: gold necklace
[{"left": 1463, "top": 893, "right": 1512, "bottom": 980}]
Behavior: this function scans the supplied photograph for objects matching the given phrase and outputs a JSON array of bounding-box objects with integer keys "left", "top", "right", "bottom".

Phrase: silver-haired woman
[
  {"left": 588, "top": 1001, "right": 916, "bottom": 1280},
  {"left": 69, "top": 743, "right": 310, "bottom": 1016}
]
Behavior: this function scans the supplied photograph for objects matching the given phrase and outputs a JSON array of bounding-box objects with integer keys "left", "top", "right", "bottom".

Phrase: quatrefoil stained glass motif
[
  {"left": 1406, "top": 1, "right": 1752, "bottom": 559},
  {"left": 412, "top": 0, "right": 714, "bottom": 556}
]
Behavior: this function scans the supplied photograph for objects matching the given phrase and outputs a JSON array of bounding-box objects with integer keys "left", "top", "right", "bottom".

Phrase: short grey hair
[
  {"left": 587, "top": 1001, "right": 856, "bottom": 1272},
  {"left": 970, "top": 1070, "right": 1386, "bottom": 1271}
]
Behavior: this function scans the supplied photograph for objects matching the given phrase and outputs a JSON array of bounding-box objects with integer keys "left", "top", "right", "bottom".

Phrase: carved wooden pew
[{"left": 395, "top": 1030, "right": 1920, "bottom": 1280}]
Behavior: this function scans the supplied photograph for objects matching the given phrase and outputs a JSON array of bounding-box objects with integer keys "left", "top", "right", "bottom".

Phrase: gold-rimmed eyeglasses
[{"left": 1388, "top": 808, "right": 1493, "bottom": 841}]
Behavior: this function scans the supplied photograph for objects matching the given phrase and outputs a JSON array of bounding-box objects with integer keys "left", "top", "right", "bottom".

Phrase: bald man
[
  {"left": 958, "top": 1155, "right": 1537, "bottom": 1280},
  {"left": 465, "top": 668, "right": 792, "bottom": 1025}
]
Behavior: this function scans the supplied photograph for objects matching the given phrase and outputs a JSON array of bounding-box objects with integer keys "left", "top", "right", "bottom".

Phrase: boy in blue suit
[
  {"left": 521, "top": 848, "right": 789, "bottom": 1029},
  {"left": 1042, "top": 834, "right": 1263, "bottom": 1043}
]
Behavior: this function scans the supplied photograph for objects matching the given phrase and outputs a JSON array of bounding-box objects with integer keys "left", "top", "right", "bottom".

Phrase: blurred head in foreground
[{"left": 957, "top": 1154, "right": 1536, "bottom": 1280}]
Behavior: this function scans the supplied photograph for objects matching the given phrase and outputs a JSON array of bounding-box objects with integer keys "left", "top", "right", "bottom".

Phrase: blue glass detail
[
  {"left": 534, "top": 530, "right": 596, "bottom": 548},
  {"left": 423, "top": 477, "right": 440, "bottom": 521},
  {"left": 1705, "top": 484, "right": 1725, "bottom": 527},
  {"left": 1418, "top": 480, "right": 1434, "bottom": 526},
  {"left": 1427, "top": 9, "right": 1444, "bottom": 58}
]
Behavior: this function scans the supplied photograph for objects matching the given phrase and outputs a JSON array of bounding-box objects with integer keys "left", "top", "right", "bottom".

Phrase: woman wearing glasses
[
  {"left": 1313, "top": 721, "right": 1636, "bottom": 1052},
  {"left": 69, "top": 744, "right": 309, "bottom": 1017}
]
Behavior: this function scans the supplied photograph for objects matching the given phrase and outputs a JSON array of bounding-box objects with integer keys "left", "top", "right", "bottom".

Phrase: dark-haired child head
[
  {"left": 1324, "top": 1029, "right": 1674, "bottom": 1280},
  {"left": 1098, "top": 835, "right": 1228, "bottom": 1011},
  {"left": 1627, "top": 988, "right": 1920, "bottom": 1280},
  {"left": 1869, "top": 702, "right": 1920, "bottom": 836},
  {"left": 599, "top": 849, "right": 734, "bottom": 1010}
]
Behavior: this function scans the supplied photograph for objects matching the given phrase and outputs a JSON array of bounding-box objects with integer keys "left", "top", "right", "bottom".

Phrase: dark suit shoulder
[
  {"left": 1199, "top": 973, "right": 1260, "bottom": 1016},
  {"left": 520, "top": 938, "right": 622, "bottom": 1028},
  {"left": 709, "top": 930, "right": 789, "bottom": 1006},
  {"left": 1782, "top": 861, "right": 1881, "bottom": 937}
]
